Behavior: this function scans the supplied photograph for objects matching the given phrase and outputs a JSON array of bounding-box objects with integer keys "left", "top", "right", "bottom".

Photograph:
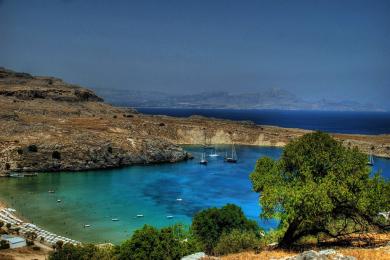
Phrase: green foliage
[
  {"left": 5, "top": 223, "right": 11, "bottom": 229},
  {"left": 250, "top": 132, "right": 390, "bottom": 247},
  {"left": 214, "top": 229, "right": 261, "bottom": 256},
  {"left": 0, "top": 221, "right": 4, "bottom": 228},
  {"left": 49, "top": 244, "right": 115, "bottom": 260},
  {"left": 118, "top": 224, "right": 198, "bottom": 260},
  {"left": 191, "top": 204, "right": 260, "bottom": 254}
]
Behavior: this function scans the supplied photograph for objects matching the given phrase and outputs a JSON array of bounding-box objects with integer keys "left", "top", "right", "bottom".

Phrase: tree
[
  {"left": 119, "top": 225, "right": 191, "bottom": 260},
  {"left": 0, "top": 221, "right": 4, "bottom": 228},
  {"left": 191, "top": 204, "right": 260, "bottom": 254},
  {"left": 49, "top": 244, "right": 115, "bottom": 260},
  {"left": 250, "top": 132, "right": 390, "bottom": 247}
]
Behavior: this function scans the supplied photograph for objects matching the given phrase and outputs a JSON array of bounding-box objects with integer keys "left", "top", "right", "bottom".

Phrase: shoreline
[{"left": 0, "top": 198, "right": 80, "bottom": 247}]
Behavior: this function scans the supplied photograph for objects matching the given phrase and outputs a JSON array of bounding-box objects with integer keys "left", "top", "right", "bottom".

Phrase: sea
[
  {"left": 136, "top": 108, "right": 390, "bottom": 135},
  {"left": 0, "top": 109, "right": 389, "bottom": 244}
]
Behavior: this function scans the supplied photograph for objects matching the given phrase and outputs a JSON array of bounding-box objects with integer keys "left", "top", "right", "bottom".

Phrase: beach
[{"left": 0, "top": 198, "right": 79, "bottom": 247}]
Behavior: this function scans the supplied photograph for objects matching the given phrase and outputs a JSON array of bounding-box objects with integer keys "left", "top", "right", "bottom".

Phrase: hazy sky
[{"left": 0, "top": 0, "right": 389, "bottom": 108}]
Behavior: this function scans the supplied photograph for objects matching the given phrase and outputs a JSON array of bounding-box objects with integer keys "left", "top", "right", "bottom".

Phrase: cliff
[{"left": 0, "top": 68, "right": 389, "bottom": 175}]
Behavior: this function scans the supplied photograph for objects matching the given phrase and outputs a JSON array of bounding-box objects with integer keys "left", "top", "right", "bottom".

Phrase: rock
[
  {"left": 318, "top": 249, "right": 337, "bottom": 256},
  {"left": 181, "top": 252, "right": 206, "bottom": 260}
]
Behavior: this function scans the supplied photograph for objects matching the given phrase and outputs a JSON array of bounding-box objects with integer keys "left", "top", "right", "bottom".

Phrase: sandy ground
[{"left": 0, "top": 246, "right": 50, "bottom": 260}]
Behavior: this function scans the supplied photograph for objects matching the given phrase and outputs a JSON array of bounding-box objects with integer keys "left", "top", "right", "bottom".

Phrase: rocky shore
[{"left": 0, "top": 67, "right": 389, "bottom": 175}]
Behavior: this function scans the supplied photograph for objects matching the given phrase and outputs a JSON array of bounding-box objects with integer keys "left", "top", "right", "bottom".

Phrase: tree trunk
[{"left": 279, "top": 220, "right": 300, "bottom": 248}]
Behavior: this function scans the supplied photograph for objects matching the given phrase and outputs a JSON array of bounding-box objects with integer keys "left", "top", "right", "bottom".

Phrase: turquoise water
[{"left": 0, "top": 145, "right": 389, "bottom": 244}]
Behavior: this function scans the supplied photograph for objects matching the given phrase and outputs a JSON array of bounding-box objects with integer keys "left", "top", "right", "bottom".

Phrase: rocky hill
[{"left": 0, "top": 68, "right": 389, "bottom": 175}]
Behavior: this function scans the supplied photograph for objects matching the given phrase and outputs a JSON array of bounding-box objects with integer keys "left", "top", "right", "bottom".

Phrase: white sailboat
[
  {"left": 224, "top": 143, "right": 238, "bottom": 163},
  {"left": 208, "top": 148, "right": 219, "bottom": 157},
  {"left": 199, "top": 152, "right": 208, "bottom": 165}
]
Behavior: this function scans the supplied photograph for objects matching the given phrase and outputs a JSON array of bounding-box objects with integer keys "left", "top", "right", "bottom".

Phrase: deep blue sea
[{"left": 137, "top": 108, "right": 390, "bottom": 135}]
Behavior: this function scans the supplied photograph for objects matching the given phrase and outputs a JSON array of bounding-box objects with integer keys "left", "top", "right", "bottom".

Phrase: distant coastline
[{"left": 136, "top": 108, "right": 390, "bottom": 135}]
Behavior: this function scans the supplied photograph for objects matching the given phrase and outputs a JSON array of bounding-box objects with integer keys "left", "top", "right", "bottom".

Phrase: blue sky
[{"left": 0, "top": 0, "right": 389, "bottom": 109}]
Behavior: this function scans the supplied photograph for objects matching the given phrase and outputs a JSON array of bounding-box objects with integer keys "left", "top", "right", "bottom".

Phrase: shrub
[
  {"left": 52, "top": 151, "right": 61, "bottom": 160},
  {"left": 214, "top": 229, "right": 261, "bottom": 256},
  {"left": 250, "top": 132, "right": 390, "bottom": 247},
  {"left": 56, "top": 240, "right": 64, "bottom": 249},
  {"left": 0, "top": 239, "right": 10, "bottom": 249},
  {"left": 191, "top": 204, "right": 260, "bottom": 254},
  {"left": 48, "top": 244, "right": 114, "bottom": 260},
  {"left": 0, "top": 221, "right": 4, "bottom": 228},
  {"left": 26, "top": 239, "right": 34, "bottom": 246},
  {"left": 27, "top": 144, "right": 38, "bottom": 152},
  {"left": 119, "top": 225, "right": 197, "bottom": 260},
  {"left": 5, "top": 223, "right": 11, "bottom": 229}
]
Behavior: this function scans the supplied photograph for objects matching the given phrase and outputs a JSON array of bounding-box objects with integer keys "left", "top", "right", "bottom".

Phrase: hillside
[{"left": 0, "top": 68, "right": 389, "bottom": 175}]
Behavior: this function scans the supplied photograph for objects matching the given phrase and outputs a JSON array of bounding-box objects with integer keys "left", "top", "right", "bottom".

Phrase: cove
[{"left": 0, "top": 145, "right": 388, "bottom": 244}]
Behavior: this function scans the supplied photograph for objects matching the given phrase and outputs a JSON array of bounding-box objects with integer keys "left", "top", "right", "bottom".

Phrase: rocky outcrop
[
  {"left": 0, "top": 68, "right": 389, "bottom": 175},
  {"left": 0, "top": 67, "right": 102, "bottom": 102}
]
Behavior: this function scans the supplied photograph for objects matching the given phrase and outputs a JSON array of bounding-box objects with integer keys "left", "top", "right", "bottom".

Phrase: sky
[{"left": 0, "top": 0, "right": 389, "bottom": 109}]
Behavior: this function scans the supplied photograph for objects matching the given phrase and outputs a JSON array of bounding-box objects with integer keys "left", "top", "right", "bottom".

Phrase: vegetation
[
  {"left": 213, "top": 229, "right": 261, "bottom": 256},
  {"left": 49, "top": 244, "right": 115, "bottom": 260},
  {"left": 250, "top": 132, "right": 390, "bottom": 247},
  {"left": 119, "top": 224, "right": 199, "bottom": 260},
  {"left": 191, "top": 204, "right": 261, "bottom": 254},
  {"left": 0, "top": 240, "right": 10, "bottom": 250}
]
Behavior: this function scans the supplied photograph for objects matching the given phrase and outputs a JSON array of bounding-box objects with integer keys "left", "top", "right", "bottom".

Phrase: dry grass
[
  {"left": 215, "top": 247, "right": 390, "bottom": 260},
  {"left": 0, "top": 246, "right": 49, "bottom": 260},
  {"left": 213, "top": 250, "right": 296, "bottom": 260}
]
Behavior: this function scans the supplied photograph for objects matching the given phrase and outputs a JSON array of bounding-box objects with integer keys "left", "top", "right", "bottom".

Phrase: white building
[{"left": 0, "top": 235, "right": 27, "bottom": 249}]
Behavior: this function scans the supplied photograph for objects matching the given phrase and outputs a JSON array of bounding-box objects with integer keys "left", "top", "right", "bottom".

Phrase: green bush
[
  {"left": 191, "top": 204, "right": 260, "bottom": 254},
  {"left": 48, "top": 244, "right": 115, "bottom": 260},
  {"left": 214, "top": 229, "right": 261, "bottom": 256},
  {"left": 0, "top": 239, "right": 10, "bottom": 249},
  {"left": 119, "top": 225, "right": 197, "bottom": 260}
]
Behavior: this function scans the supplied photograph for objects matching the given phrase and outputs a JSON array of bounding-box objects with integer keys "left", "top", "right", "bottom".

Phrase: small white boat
[
  {"left": 199, "top": 152, "right": 208, "bottom": 165},
  {"left": 209, "top": 148, "right": 219, "bottom": 157},
  {"left": 166, "top": 215, "right": 174, "bottom": 219},
  {"left": 84, "top": 224, "right": 91, "bottom": 228},
  {"left": 111, "top": 218, "right": 119, "bottom": 221},
  {"left": 48, "top": 190, "right": 55, "bottom": 193},
  {"left": 57, "top": 199, "right": 61, "bottom": 203},
  {"left": 136, "top": 214, "right": 144, "bottom": 218},
  {"left": 176, "top": 198, "right": 183, "bottom": 201}
]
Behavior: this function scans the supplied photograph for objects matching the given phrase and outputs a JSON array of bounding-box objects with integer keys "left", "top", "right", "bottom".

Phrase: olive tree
[{"left": 250, "top": 132, "right": 390, "bottom": 247}]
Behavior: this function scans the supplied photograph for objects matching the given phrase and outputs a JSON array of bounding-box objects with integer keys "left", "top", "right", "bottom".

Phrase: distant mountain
[{"left": 94, "top": 87, "right": 385, "bottom": 112}]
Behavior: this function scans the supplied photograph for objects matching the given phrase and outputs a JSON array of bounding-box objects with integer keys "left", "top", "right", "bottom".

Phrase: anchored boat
[
  {"left": 224, "top": 143, "right": 238, "bottom": 163},
  {"left": 199, "top": 152, "right": 208, "bottom": 165}
]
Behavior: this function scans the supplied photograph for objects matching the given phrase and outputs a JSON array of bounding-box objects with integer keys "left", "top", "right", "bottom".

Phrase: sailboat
[
  {"left": 367, "top": 152, "right": 374, "bottom": 166},
  {"left": 209, "top": 148, "right": 219, "bottom": 157},
  {"left": 224, "top": 143, "right": 238, "bottom": 163},
  {"left": 199, "top": 152, "right": 208, "bottom": 165},
  {"left": 202, "top": 130, "right": 214, "bottom": 149}
]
